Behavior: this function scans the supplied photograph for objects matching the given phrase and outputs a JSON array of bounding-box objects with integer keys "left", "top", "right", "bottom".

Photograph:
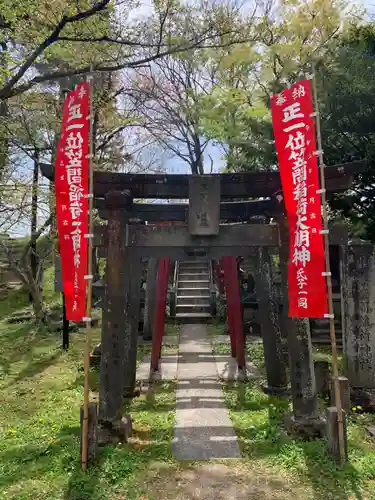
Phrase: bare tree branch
[{"left": 1, "top": 28, "right": 249, "bottom": 100}]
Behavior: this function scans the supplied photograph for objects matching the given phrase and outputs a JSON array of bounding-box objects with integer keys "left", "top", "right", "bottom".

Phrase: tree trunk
[
  {"left": 0, "top": 41, "right": 9, "bottom": 184},
  {"left": 29, "top": 151, "right": 39, "bottom": 302},
  {"left": 28, "top": 272, "right": 47, "bottom": 323},
  {"left": 62, "top": 293, "right": 69, "bottom": 349},
  {"left": 192, "top": 130, "right": 204, "bottom": 175}
]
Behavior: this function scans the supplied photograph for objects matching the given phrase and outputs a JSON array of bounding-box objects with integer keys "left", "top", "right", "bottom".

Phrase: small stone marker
[
  {"left": 188, "top": 176, "right": 220, "bottom": 236},
  {"left": 330, "top": 376, "right": 351, "bottom": 413},
  {"left": 314, "top": 360, "right": 330, "bottom": 396}
]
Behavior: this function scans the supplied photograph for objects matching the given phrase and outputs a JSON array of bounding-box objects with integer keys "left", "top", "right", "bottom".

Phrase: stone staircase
[{"left": 175, "top": 260, "right": 213, "bottom": 321}]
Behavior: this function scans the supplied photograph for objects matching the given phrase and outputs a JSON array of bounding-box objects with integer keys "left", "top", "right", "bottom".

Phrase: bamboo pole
[
  {"left": 81, "top": 70, "right": 95, "bottom": 472},
  {"left": 311, "top": 70, "right": 346, "bottom": 463}
]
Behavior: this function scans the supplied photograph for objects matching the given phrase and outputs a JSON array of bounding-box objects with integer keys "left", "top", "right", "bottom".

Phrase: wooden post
[
  {"left": 312, "top": 71, "right": 345, "bottom": 463},
  {"left": 150, "top": 258, "right": 170, "bottom": 379},
  {"left": 326, "top": 407, "right": 348, "bottom": 463},
  {"left": 81, "top": 73, "right": 95, "bottom": 472},
  {"left": 80, "top": 402, "right": 98, "bottom": 463}
]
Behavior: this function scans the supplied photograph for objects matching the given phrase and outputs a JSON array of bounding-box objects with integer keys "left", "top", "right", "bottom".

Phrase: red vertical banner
[
  {"left": 270, "top": 80, "right": 327, "bottom": 318},
  {"left": 55, "top": 82, "right": 90, "bottom": 321}
]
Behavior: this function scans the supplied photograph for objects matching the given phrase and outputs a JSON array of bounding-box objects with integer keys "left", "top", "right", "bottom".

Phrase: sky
[{"left": 364, "top": 0, "right": 375, "bottom": 12}]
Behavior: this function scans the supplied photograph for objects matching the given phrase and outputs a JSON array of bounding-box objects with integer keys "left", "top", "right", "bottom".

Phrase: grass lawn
[
  {"left": 2, "top": 281, "right": 375, "bottom": 500},
  {"left": 0, "top": 282, "right": 179, "bottom": 500},
  {"left": 209, "top": 327, "right": 375, "bottom": 499}
]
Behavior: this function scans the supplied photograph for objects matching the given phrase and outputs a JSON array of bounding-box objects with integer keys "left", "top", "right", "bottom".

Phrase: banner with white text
[
  {"left": 270, "top": 80, "right": 327, "bottom": 318},
  {"left": 55, "top": 82, "right": 89, "bottom": 321}
]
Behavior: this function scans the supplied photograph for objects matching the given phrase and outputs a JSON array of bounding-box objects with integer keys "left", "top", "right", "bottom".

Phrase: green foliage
[
  {"left": 198, "top": 1, "right": 375, "bottom": 239},
  {"left": 198, "top": 0, "right": 357, "bottom": 172},
  {"left": 215, "top": 295, "right": 227, "bottom": 321},
  {"left": 314, "top": 23, "right": 375, "bottom": 240}
]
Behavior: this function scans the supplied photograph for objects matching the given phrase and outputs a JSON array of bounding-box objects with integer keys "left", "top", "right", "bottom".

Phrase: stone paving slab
[
  {"left": 136, "top": 354, "right": 178, "bottom": 381},
  {"left": 173, "top": 324, "right": 241, "bottom": 460},
  {"left": 214, "top": 355, "right": 259, "bottom": 381}
]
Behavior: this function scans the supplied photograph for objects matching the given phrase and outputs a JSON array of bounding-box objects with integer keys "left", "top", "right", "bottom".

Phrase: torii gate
[{"left": 41, "top": 160, "right": 364, "bottom": 442}]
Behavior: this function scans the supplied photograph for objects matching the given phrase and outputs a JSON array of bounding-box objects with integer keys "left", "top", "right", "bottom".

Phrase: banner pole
[
  {"left": 81, "top": 69, "right": 95, "bottom": 472},
  {"left": 311, "top": 69, "right": 345, "bottom": 463}
]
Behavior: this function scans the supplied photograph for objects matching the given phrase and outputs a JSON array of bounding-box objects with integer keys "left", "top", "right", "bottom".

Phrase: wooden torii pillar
[
  {"left": 222, "top": 256, "right": 246, "bottom": 378},
  {"left": 150, "top": 258, "right": 171, "bottom": 380},
  {"left": 98, "top": 190, "right": 133, "bottom": 442},
  {"left": 221, "top": 257, "right": 237, "bottom": 358}
]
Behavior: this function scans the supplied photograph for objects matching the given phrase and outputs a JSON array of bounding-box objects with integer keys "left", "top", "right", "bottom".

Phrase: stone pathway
[{"left": 172, "top": 324, "right": 241, "bottom": 460}]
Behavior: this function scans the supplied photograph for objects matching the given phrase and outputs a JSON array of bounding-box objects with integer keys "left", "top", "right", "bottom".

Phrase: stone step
[
  {"left": 179, "top": 270, "right": 209, "bottom": 276},
  {"left": 176, "top": 304, "right": 211, "bottom": 314},
  {"left": 176, "top": 298, "right": 211, "bottom": 308},
  {"left": 179, "top": 262, "right": 209, "bottom": 267},
  {"left": 179, "top": 263, "right": 209, "bottom": 268},
  {"left": 178, "top": 280, "right": 210, "bottom": 289},
  {"left": 177, "top": 287, "right": 211, "bottom": 296},
  {"left": 311, "top": 328, "right": 343, "bottom": 335},
  {"left": 178, "top": 270, "right": 209, "bottom": 276},
  {"left": 177, "top": 296, "right": 211, "bottom": 305},
  {"left": 312, "top": 337, "right": 343, "bottom": 345},
  {"left": 179, "top": 268, "right": 209, "bottom": 272},
  {"left": 176, "top": 312, "right": 212, "bottom": 319},
  {"left": 179, "top": 261, "right": 209, "bottom": 267},
  {"left": 178, "top": 272, "right": 210, "bottom": 281},
  {"left": 178, "top": 259, "right": 208, "bottom": 266}
]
